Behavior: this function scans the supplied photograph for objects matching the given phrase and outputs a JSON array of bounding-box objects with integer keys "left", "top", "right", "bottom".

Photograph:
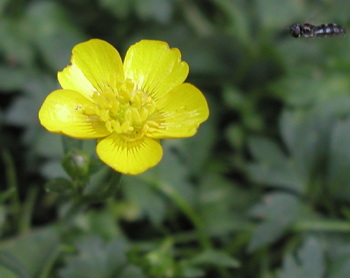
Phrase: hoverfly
[{"left": 289, "top": 23, "right": 346, "bottom": 38}]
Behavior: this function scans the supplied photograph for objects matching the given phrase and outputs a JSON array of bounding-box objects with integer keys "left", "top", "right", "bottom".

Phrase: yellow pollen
[{"left": 83, "top": 79, "right": 160, "bottom": 141}]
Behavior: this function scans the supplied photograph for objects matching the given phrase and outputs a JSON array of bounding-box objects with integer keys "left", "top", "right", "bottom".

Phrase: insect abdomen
[{"left": 314, "top": 23, "right": 346, "bottom": 37}]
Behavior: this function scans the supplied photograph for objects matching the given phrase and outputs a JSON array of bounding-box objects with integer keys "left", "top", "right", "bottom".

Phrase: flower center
[{"left": 85, "top": 79, "right": 160, "bottom": 141}]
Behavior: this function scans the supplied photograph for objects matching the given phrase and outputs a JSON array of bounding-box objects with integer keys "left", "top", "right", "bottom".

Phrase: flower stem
[
  {"left": 18, "top": 187, "right": 38, "bottom": 234},
  {"left": 2, "top": 150, "right": 21, "bottom": 230},
  {"left": 152, "top": 181, "right": 212, "bottom": 250}
]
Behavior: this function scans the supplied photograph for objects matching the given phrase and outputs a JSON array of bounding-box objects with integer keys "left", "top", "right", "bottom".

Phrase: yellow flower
[{"left": 39, "top": 39, "right": 209, "bottom": 175}]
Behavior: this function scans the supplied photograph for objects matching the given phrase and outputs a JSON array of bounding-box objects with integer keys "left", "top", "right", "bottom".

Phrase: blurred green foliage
[{"left": 1, "top": 0, "right": 350, "bottom": 277}]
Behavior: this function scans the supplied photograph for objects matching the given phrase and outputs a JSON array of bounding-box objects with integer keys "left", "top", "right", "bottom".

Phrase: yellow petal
[
  {"left": 58, "top": 39, "right": 124, "bottom": 99},
  {"left": 58, "top": 63, "right": 96, "bottom": 100},
  {"left": 38, "top": 89, "right": 110, "bottom": 139},
  {"left": 150, "top": 83, "right": 209, "bottom": 138},
  {"left": 123, "top": 40, "right": 189, "bottom": 99},
  {"left": 96, "top": 134, "right": 163, "bottom": 175}
]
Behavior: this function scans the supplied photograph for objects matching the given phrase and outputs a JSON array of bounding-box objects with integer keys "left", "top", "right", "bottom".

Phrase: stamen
[{"left": 82, "top": 80, "right": 161, "bottom": 140}]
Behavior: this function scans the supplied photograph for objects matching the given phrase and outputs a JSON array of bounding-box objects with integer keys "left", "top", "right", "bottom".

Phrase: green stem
[
  {"left": 2, "top": 150, "right": 21, "bottom": 227},
  {"left": 152, "top": 181, "right": 212, "bottom": 250},
  {"left": 80, "top": 171, "right": 122, "bottom": 204},
  {"left": 39, "top": 247, "right": 61, "bottom": 278},
  {"left": 18, "top": 187, "right": 38, "bottom": 234},
  {"left": 293, "top": 219, "right": 350, "bottom": 232},
  {"left": 0, "top": 188, "right": 16, "bottom": 204},
  {"left": 62, "top": 172, "right": 122, "bottom": 221}
]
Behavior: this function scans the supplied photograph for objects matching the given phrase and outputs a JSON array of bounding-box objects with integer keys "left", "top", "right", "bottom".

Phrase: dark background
[{"left": 1, "top": 0, "right": 350, "bottom": 277}]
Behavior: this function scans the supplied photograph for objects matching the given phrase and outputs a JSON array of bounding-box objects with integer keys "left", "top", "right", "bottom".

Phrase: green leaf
[
  {"left": 135, "top": 0, "right": 173, "bottom": 23},
  {"left": 84, "top": 210, "right": 121, "bottom": 240},
  {"left": 118, "top": 265, "right": 146, "bottom": 278},
  {"left": 179, "top": 113, "right": 216, "bottom": 175},
  {"left": 198, "top": 173, "right": 254, "bottom": 235},
  {"left": 158, "top": 142, "right": 195, "bottom": 202},
  {"left": 329, "top": 260, "right": 350, "bottom": 278},
  {"left": 191, "top": 250, "right": 240, "bottom": 268},
  {"left": 35, "top": 133, "right": 63, "bottom": 159},
  {"left": 0, "top": 67, "right": 31, "bottom": 91},
  {"left": 123, "top": 176, "right": 166, "bottom": 225},
  {"left": 248, "top": 137, "right": 287, "bottom": 166},
  {"left": 128, "top": 239, "right": 180, "bottom": 278},
  {"left": 5, "top": 96, "right": 38, "bottom": 127},
  {"left": 99, "top": 0, "right": 133, "bottom": 19},
  {"left": 250, "top": 193, "right": 301, "bottom": 221},
  {"left": 277, "top": 238, "right": 325, "bottom": 278},
  {"left": 328, "top": 243, "right": 350, "bottom": 278},
  {"left": 279, "top": 110, "right": 325, "bottom": 185},
  {"left": 40, "top": 159, "right": 66, "bottom": 179},
  {"left": 256, "top": 0, "right": 304, "bottom": 31},
  {"left": 59, "top": 235, "right": 129, "bottom": 278},
  {"left": 25, "top": 1, "right": 85, "bottom": 71},
  {"left": 0, "top": 18, "right": 35, "bottom": 67},
  {"left": 0, "top": 251, "right": 31, "bottom": 278},
  {"left": 247, "top": 136, "right": 303, "bottom": 192},
  {"left": 273, "top": 73, "right": 350, "bottom": 107},
  {"left": 247, "top": 162, "right": 303, "bottom": 192},
  {"left": 248, "top": 220, "right": 288, "bottom": 252},
  {"left": 248, "top": 193, "right": 302, "bottom": 251},
  {"left": 327, "top": 119, "right": 350, "bottom": 201},
  {"left": 0, "top": 228, "right": 60, "bottom": 277}
]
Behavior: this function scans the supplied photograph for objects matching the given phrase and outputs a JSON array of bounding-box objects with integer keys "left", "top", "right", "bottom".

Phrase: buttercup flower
[{"left": 39, "top": 39, "right": 209, "bottom": 175}]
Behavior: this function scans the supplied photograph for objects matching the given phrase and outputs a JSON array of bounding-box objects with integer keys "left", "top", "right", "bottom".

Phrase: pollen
[{"left": 85, "top": 79, "right": 160, "bottom": 141}]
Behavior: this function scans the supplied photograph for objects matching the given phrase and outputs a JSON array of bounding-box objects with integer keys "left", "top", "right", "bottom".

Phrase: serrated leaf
[
  {"left": 246, "top": 161, "right": 302, "bottom": 192},
  {"left": 250, "top": 193, "right": 301, "bottom": 220},
  {"left": 248, "top": 220, "right": 288, "bottom": 252},
  {"left": 248, "top": 193, "right": 302, "bottom": 251},
  {"left": 247, "top": 125, "right": 306, "bottom": 193},
  {"left": 282, "top": 111, "right": 324, "bottom": 184},
  {"left": 198, "top": 173, "right": 255, "bottom": 235},
  {"left": 59, "top": 235, "right": 129, "bottom": 278},
  {"left": 277, "top": 238, "right": 325, "bottom": 278}
]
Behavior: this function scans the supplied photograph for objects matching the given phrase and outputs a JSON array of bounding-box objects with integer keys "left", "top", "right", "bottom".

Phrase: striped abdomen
[{"left": 314, "top": 23, "right": 346, "bottom": 38}]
